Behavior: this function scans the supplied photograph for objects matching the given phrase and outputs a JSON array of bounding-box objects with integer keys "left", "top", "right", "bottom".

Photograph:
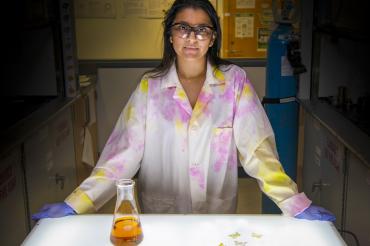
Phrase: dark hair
[{"left": 146, "top": 0, "right": 231, "bottom": 78}]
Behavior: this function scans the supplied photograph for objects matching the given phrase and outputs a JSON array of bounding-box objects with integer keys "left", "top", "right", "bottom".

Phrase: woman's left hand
[{"left": 294, "top": 205, "right": 336, "bottom": 221}]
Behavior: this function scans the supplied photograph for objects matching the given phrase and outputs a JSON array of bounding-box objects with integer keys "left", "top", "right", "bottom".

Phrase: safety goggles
[{"left": 171, "top": 23, "right": 214, "bottom": 40}]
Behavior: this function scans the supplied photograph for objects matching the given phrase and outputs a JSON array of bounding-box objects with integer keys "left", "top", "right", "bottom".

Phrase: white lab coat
[{"left": 65, "top": 62, "right": 311, "bottom": 216}]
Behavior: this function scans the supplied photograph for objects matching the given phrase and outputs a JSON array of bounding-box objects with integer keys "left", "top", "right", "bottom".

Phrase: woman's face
[{"left": 170, "top": 7, "right": 215, "bottom": 62}]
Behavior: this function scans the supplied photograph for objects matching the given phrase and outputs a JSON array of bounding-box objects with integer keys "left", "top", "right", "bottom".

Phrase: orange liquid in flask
[{"left": 110, "top": 216, "right": 143, "bottom": 246}]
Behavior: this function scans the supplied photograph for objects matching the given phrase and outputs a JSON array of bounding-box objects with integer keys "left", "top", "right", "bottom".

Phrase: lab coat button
[{"left": 190, "top": 125, "right": 197, "bottom": 131}]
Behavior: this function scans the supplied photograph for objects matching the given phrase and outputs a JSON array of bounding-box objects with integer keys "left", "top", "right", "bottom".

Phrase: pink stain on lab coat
[
  {"left": 103, "top": 132, "right": 130, "bottom": 161},
  {"left": 227, "top": 150, "right": 237, "bottom": 170},
  {"left": 103, "top": 144, "right": 121, "bottom": 161},
  {"left": 198, "top": 90, "right": 212, "bottom": 103},
  {"left": 160, "top": 89, "right": 178, "bottom": 120},
  {"left": 200, "top": 91, "right": 214, "bottom": 115},
  {"left": 212, "top": 130, "right": 232, "bottom": 172},
  {"left": 162, "top": 102, "right": 176, "bottom": 121},
  {"left": 135, "top": 142, "right": 145, "bottom": 153},
  {"left": 106, "top": 164, "right": 125, "bottom": 179},
  {"left": 178, "top": 107, "right": 191, "bottom": 122},
  {"left": 105, "top": 171, "right": 116, "bottom": 179},
  {"left": 189, "top": 166, "right": 205, "bottom": 189},
  {"left": 114, "top": 164, "right": 125, "bottom": 174},
  {"left": 220, "top": 84, "right": 234, "bottom": 102},
  {"left": 235, "top": 91, "right": 259, "bottom": 118},
  {"left": 107, "top": 129, "right": 123, "bottom": 145}
]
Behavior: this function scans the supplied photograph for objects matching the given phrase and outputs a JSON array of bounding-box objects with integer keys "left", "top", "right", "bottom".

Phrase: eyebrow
[{"left": 174, "top": 21, "right": 213, "bottom": 28}]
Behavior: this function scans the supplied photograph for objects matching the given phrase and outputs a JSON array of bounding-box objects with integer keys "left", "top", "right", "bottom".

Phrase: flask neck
[
  {"left": 117, "top": 186, "right": 134, "bottom": 201},
  {"left": 115, "top": 179, "right": 136, "bottom": 202}
]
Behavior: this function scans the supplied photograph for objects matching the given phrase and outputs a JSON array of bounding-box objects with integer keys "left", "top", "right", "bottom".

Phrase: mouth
[{"left": 184, "top": 46, "right": 199, "bottom": 51}]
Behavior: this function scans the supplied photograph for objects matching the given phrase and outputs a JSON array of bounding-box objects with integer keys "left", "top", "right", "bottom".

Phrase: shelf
[
  {"left": 318, "top": 97, "right": 370, "bottom": 137},
  {"left": 314, "top": 24, "right": 370, "bottom": 42},
  {"left": 0, "top": 96, "right": 75, "bottom": 157},
  {"left": 299, "top": 99, "right": 370, "bottom": 168}
]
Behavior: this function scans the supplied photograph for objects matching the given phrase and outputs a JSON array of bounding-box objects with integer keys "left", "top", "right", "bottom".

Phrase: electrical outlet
[{"left": 75, "top": 0, "right": 116, "bottom": 19}]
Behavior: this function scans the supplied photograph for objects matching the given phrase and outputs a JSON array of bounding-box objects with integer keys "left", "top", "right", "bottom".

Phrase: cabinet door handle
[
  {"left": 84, "top": 95, "right": 90, "bottom": 127},
  {"left": 311, "top": 180, "right": 331, "bottom": 193},
  {"left": 54, "top": 173, "right": 65, "bottom": 190}
]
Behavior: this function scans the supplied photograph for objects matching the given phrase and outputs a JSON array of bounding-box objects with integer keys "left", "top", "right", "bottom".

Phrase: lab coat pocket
[
  {"left": 141, "top": 192, "right": 175, "bottom": 213},
  {"left": 210, "top": 126, "right": 235, "bottom": 173}
]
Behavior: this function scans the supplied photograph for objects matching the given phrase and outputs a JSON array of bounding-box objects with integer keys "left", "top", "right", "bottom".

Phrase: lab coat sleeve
[
  {"left": 243, "top": 137, "right": 312, "bottom": 216},
  {"left": 65, "top": 77, "right": 148, "bottom": 213},
  {"left": 233, "top": 69, "right": 311, "bottom": 216}
]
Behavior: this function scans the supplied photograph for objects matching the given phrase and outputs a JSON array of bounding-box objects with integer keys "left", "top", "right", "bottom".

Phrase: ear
[
  {"left": 209, "top": 34, "right": 216, "bottom": 47},
  {"left": 170, "top": 36, "right": 173, "bottom": 43}
]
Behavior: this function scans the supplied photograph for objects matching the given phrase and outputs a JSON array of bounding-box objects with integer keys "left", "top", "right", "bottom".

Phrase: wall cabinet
[
  {"left": 0, "top": 92, "right": 99, "bottom": 245},
  {"left": 345, "top": 153, "right": 370, "bottom": 246},
  {"left": 24, "top": 107, "right": 77, "bottom": 224},
  {"left": 302, "top": 111, "right": 370, "bottom": 246},
  {"left": 302, "top": 113, "right": 345, "bottom": 229},
  {"left": 0, "top": 147, "right": 28, "bottom": 246}
]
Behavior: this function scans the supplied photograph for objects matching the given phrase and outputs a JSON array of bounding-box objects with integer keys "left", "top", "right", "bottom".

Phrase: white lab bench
[{"left": 22, "top": 214, "right": 346, "bottom": 246}]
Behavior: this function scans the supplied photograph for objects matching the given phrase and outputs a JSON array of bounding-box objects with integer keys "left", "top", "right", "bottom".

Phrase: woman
[{"left": 33, "top": 0, "right": 334, "bottom": 221}]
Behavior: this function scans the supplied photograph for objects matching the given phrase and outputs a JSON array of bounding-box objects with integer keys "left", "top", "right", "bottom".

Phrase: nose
[{"left": 186, "top": 30, "right": 197, "bottom": 41}]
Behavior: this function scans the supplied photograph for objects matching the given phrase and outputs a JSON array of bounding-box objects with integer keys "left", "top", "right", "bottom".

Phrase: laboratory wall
[
  {"left": 75, "top": 17, "right": 163, "bottom": 59},
  {"left": 74, "top": 0, "right": 271, "bottom": 59},
  {"left": 75, "top": 0, "right": 217, "bottom": 59}
]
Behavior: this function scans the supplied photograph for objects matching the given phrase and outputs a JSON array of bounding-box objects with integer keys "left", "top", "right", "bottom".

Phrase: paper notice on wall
[
  {"left": 237, "top": 0, "right": 255, "bottom": 9},
  {"left": 257, "top": 28, "right": 270, "bottom": 51},
  {"left": 75, "top": 0, "right": 117, "bottom": 18},
  {"left": 122, "top": 0, "right": 147, "bottom": 17},
  {"left": 235, "top": 14, "right": 254, "bottom": 38},
  {"left": 122, "top": 0, "right": 172, "bottom": 18},
  {"left": 147, "top": 0, "right": 172, "bottom": 18},
  {"left": 261, "top": 8, "right": 273, "bottom": 26}
]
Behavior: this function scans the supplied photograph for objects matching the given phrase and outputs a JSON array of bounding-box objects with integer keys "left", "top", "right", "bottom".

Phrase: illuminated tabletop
[{"left": 22, "top": 214, "right": 346, "bottom": 246}]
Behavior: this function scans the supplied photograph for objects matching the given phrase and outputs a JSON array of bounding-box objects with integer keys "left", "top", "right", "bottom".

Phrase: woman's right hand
[{"left": 32, "top": 202, "right": 76, "bottom": 220}]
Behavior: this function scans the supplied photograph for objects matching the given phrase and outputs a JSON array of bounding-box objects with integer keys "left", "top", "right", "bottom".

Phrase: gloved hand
[
  {"left": 294, "top": 204, "right": 336, "bottom": 221},
  {"left": 32, "top": 202, "right": 76, "bottom": 220}
]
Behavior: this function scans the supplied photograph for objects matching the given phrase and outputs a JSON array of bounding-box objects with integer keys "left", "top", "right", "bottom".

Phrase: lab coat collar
[{"left": 160, "top": 60, "right": 225, "bottom": 89}]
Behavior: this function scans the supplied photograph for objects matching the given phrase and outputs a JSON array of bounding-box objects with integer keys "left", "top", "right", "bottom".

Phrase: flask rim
[{"left": 116, "top": 178, "right": 135, "bottom": 187}]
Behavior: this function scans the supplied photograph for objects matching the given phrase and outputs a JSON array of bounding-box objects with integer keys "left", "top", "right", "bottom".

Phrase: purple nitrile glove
[
  {"left": 32, "top": 202, "right": 76, "bottom": 221},
  {"left": 294, "top": 204, "right": 336, "bottom": 222}
]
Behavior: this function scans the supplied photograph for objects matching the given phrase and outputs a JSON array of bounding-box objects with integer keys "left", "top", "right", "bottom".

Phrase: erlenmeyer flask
[{"left": 110, "top": 179, "right": 143, "bottom": 246}]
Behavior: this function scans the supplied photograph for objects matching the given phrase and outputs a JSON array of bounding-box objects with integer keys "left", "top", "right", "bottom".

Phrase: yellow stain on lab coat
[
  {"left": 177, "top": 89, "right": 187, "bottom": 100},
  {"left": 261, "top": 171, "right": 291, "bottom": 193},
  {"left": 140, "top": 78, "right": 149, "bottom": 93},
  {"left": 65, "top": 188, "right": 95, "bottom": 213},
  {"left": 93, "top": 168, "right": 108, "bottom": 178},
  {"left": 242, "top": 83, "right": 253, "bottom": 98},
  {"left": 214, "top": 68, "right": 225, "bottom": 81},
  {"left": 124, "top": 103, "right": 135, "bottom": 123},
  {"left": 175, "top": 118, "right": 184, "bottom": 130}
]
